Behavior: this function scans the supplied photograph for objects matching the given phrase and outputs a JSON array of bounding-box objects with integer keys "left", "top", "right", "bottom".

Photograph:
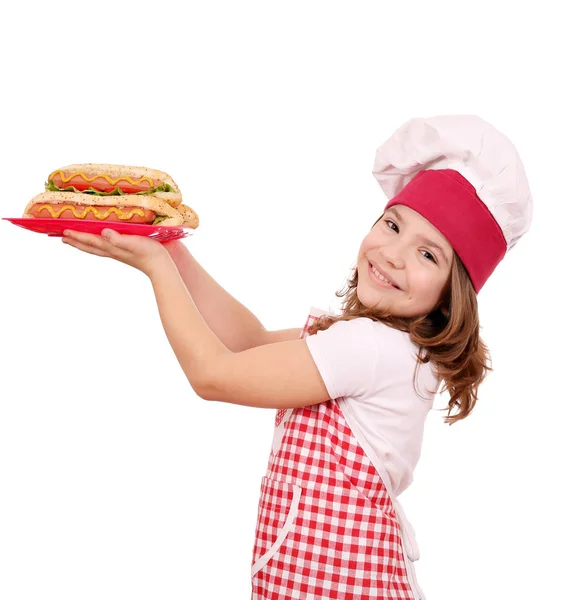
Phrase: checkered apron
[{"left": 250, "top": 310, "right": 424, "bottom": 599}]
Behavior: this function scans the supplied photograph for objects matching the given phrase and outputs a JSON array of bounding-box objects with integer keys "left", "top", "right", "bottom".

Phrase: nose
[{"left": 378, "top": 242, "right": 405, "bottom": 270}]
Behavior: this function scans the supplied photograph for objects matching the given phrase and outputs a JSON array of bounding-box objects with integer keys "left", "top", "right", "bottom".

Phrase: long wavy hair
[{"left": 306, "top": 213, "right": 492, "bottom": 425}]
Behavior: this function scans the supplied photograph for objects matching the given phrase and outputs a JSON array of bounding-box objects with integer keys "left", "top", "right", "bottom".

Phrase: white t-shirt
[{"left": 304, "top": 315, "right": 439, "bottom": 498}]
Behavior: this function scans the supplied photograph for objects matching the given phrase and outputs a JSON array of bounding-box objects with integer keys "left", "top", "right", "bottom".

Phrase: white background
[{"left": 1, "top": 1, "right": 578, "bottom": 599}]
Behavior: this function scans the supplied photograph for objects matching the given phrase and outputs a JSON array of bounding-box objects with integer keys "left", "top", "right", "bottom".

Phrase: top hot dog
[{"left": 22, "top": 163, "right": 199, "bottom": 228}]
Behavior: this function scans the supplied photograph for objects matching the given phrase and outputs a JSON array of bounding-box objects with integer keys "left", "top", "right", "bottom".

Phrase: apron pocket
[{"left": 251, "top": 476, "right": 301, "bottom": 578}]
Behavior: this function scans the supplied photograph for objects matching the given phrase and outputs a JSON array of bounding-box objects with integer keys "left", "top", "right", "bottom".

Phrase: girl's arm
[
  {"left": 163, "top": 240, "right": 277, "bottom": 352},
  {"left": 149, "top": 255, "right": 330, "bottom": 409}
]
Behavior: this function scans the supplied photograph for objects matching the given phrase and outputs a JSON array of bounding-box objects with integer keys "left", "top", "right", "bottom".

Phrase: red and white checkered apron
[{"left": 250, "top": 311, "right": 424, "bottom": 599}]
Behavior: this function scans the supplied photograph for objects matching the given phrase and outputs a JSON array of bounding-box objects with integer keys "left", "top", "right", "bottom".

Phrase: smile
[{"left": 368, "top": 262, "right": 399, "bottom": 289}]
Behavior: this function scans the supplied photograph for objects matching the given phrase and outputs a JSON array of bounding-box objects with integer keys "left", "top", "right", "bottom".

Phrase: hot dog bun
[
  {"left": 47, "top": 163, "right": 183, "bottom": 208},
  {"left": 175, "top": 203, "right": 200, "bottom": 228}
]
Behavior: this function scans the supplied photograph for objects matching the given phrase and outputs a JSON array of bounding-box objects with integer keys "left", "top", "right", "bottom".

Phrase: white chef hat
[{"left": 372, "top": 115, "right": 533, "bottom": 293}]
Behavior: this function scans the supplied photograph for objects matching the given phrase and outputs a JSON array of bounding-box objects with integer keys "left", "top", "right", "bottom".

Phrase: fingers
[
  {"left": 62, "top": 229, "right": 126, "bottom": 259},
  {"left": 62, "top": 235, "right": 112, "bottom": 258},
  {"left": 63, "top": 229, "right": 109, "bottom": 246}
]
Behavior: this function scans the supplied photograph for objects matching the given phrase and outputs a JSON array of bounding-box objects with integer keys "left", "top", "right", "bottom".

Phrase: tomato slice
[{"left": 52, "top": 173, "right": 159, "bottom": 194}]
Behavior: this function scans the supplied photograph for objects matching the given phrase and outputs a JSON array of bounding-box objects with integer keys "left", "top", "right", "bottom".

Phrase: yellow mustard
[
  {"left": 35, "top": 204, "right": 148, "bottom": 221},
  {"left": 48, "top": 170, "right": 155, "bottom": 188}
]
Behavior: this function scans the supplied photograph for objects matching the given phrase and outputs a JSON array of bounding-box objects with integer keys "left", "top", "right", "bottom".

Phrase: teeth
[
  {"left": 372, "top": 266, "right": 386, "bottom": 281},
  {"left": 372, "top": 265, "right": 389, "bottom": 284}
]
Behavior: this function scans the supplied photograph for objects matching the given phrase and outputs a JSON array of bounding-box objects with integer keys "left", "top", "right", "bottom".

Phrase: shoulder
[
  {"left": 307, "top": 316, "right": 410, "bottom": 344},
  {"left": 303, "top": 317, "right": 382, "bottom": 399},
  {"left": 364, "top": 320, "right": 421, "bottom": 368},
  {"left": 336, "top": 319, "right": 432, "bottom": 376},
  {"left": 304, "top": 317, "right": 383, "bottom": 368},
  {"left": 370, "top": 322, "right": 439, "bottom": 389},
  {"left": 305, "top": 316, "right": 381, "bottom": 346},
  {"left": 306, "top": 317, "right": 413, "bottom": 368},
  {"left": 321, "top": 317, "right": 413, "bottom": 345}
]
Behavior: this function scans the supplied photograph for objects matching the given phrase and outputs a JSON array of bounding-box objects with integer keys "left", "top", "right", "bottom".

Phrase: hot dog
[{"left": 22, "top": 164, "right": 199, "bottom": 228}]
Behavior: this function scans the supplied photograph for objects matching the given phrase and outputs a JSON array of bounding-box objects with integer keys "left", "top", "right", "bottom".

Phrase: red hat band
[{"left": 385, "top": 169, "right": 507, "bottom": 293}]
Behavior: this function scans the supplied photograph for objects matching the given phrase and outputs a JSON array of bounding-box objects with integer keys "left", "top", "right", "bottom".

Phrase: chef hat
[{"left": 372, "top": 115, "right": 533, "bottom": 293}]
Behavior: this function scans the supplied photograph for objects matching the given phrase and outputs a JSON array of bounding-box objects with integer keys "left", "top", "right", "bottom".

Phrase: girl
[{"left": 60, "top": 115, "right": 533, "bottom": 599}]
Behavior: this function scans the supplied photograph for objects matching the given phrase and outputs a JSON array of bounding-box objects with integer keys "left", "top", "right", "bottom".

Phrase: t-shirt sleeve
[{"left": 304, "top": 318, "right": 379, "bottom": 400}]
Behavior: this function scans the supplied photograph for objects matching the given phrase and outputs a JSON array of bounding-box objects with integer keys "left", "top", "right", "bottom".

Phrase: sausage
[{"left": 30, "top": 203, "right": 156, "bottom": 224}]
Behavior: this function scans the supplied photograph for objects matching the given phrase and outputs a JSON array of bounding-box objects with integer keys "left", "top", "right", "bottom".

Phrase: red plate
[{"left": 2, "top": 218, "right": 194, "bottom": 242}]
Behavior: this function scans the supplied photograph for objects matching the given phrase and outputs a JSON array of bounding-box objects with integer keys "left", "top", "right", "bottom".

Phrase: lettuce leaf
[
  {"left": 45, "top": 179, "right": 173, "bottom": 225},
  {"left": 45, "top": 179, "right": 175, "bottom": 196}
]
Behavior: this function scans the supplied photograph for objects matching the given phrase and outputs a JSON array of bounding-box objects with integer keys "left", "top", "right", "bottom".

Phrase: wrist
[
  {"left": 163, "top": 240, "right": 185, "bottom": 257},
  {"left": 146, "top": 249, "right": 176, "bottom": 281}
]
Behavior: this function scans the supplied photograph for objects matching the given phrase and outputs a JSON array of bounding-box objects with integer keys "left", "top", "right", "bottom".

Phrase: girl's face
[{"left": 356, "top": 205, "right": 453, "bottom": 318}]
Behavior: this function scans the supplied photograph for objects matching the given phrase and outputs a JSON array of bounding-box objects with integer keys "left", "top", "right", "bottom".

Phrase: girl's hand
[{"left": 61, "top": 228, "right": 170, "bottom": 277}]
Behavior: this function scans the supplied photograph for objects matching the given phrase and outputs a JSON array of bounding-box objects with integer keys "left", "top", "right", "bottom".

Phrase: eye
[
  {"left": 421, "top": 249, "right": 437, "bottom": 264},
  {"left": 383, "top": 219, "right": 399, "bottom": 232}
]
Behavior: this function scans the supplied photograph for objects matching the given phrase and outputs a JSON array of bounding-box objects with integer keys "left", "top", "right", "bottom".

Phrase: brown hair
[{"left": 306, "top": 214, "right": 492, "bottom": 425}]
